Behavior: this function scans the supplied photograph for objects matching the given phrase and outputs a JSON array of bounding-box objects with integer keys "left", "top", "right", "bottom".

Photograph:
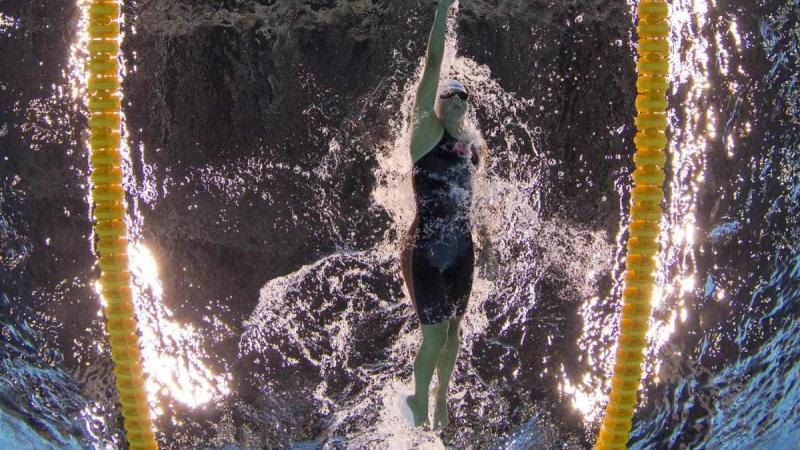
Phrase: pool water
[{"left": 1, "top": 0, "right": 798, "bottom": 449}]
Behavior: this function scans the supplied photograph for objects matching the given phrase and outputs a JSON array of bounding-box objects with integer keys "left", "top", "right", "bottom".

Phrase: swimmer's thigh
[
  {"left": 444, "top": 243, "right": 475, "bottom": 317},
  {"left": 412, "top": 246, "right": 450, "bottom": 325}
]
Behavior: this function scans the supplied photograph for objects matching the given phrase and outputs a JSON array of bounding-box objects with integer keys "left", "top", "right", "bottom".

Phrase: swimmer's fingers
[
  {"left": 477, "top": 244, "right": 500, "bottom": 280},
  {"left": 488, "top": 258, "right": 500, "bottom": 279}
]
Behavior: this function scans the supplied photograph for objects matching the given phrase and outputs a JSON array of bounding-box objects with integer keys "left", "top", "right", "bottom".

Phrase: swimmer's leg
[
  {"left": 433, "top": 315, "right": 463, "bottom": 430},
  {"left": 407, "top": 321, "right": 447, "bottom": 427}
]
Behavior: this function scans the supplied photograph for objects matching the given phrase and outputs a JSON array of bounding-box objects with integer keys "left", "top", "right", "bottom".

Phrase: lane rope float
[
  {"left": 85, "top": 1, "right": 159, "bottom": 448},
  {"left": 594, "top": 1, "right": 670, "bottom": 449}
]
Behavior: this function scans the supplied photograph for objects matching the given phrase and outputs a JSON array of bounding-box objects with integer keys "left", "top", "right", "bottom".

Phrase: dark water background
[{"left": 1, "top": 0, "right": 798, "bottom": 449}]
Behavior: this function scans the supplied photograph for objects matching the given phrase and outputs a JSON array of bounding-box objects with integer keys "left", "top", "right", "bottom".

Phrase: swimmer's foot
[
  {"left": 433, "top": 391, "right": 450, "bottom": 430},
  {"left": 405, "top": 394, "right": 429, "bottom": 427}
]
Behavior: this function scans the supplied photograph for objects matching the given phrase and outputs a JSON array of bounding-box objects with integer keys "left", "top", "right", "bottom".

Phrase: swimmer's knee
[
  {"left": 421, "top": 322, "right": 448, "bottom": 349},
  {"left": 422, "top": 334, "right": 446, "bottom": 353},
  {"left": 446, "top": 316, "right": 463, "bottom": 338}
]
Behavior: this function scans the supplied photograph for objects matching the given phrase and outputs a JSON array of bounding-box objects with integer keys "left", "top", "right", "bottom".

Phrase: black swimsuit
[{"left": 409, "top": 130, "right": 478, "bottom": 325}]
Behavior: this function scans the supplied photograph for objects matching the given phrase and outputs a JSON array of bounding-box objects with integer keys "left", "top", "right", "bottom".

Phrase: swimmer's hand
[
  {"left": 476, "top": 226, "right": 500, "bottom": 280},
  {"left": 440, "top": 0, "right": 458, "bottom": 9},
  {"left": 478, "top": 249, "right": 500, "bottom": 281},
  {"left": 488, "top": 258, "right": 499, "bottom": 280},
  {"left": 469, "top": 141, "right": 481, "bottom": 167}
]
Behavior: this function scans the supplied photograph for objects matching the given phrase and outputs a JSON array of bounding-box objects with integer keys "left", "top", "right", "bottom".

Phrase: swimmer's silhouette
[{"left": 399, "top": 0, "right": 497, "bottom": 430}]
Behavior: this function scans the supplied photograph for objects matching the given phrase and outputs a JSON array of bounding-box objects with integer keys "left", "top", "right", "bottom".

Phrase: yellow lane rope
[
  {"left": 595, "top": 1, "right": 670, "bottom": 449},
  {"left": 85, "top": 1, "right": 158, "bottom": 448}
]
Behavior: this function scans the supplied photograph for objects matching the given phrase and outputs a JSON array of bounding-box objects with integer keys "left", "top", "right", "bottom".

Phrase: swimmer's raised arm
[
  {"left": 410, "top": 0, "right": 457, "bottom": 161},
  {"left": 414, "top": 0, "right": 455, "bottom": 116}
]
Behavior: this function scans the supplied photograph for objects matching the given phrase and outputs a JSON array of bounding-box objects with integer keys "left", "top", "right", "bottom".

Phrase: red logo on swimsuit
[
  {"left": 441, "top": 140, "right": 471, "bottom": 157},
  {"left": 452, "top": 142, "right": 471, "bottom": 156}
]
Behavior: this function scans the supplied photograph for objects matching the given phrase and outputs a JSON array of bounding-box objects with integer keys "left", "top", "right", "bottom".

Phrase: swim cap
[{"left": 438, "top": 79, "right": 467, "bottom": 96}]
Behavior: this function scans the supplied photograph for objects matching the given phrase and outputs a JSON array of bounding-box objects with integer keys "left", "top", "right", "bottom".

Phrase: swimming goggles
[{"left": 439, "top": 91, "right": 469, "bottom": 101}]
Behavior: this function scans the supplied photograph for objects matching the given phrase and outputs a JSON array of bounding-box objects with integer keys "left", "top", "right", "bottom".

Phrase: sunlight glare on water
[
  {"left": 648, "top": 0, "right": 714, "bottom": 382},
  {"left": 127, "top": 242, "right": 231, "bottom": 411}
]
